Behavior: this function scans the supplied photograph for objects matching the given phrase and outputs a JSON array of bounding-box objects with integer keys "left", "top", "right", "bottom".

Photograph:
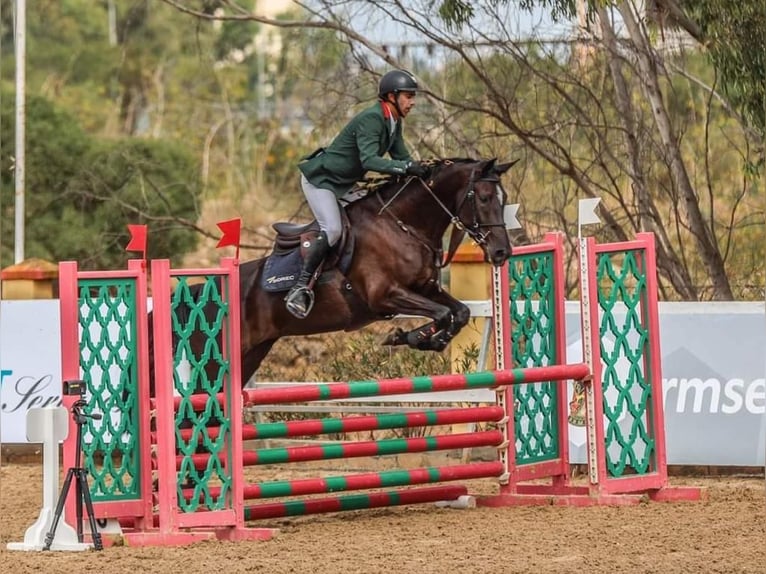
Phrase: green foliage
[
  {"left": 1, "top": 0, "right": 120, "bottom": 132},
  {"left": 451, "top": 342, "right": 481, "bottom": 374},
  {"left": 424, "top": 16, "right": 759, "bottom": 298},
  {"left": 437, "top": 0, "right": 766, "bottom": 138},
  {"left": 0, "top": 91, "right": 200, "bottom": 269},
  {"left": 438, "top": 0, "right": 607, "bottom": 26},
  {"left": 0, "top": 0, "right": 359, "bottom": 259},
  {"left": 685, "top": 1, "right": 766, "bottom": 136},
  {"left": 318, "top": 333, "right": 483, "bottom": 380},
  {"left": 317, "top": 331, "right": 451, "bottom": 381},
  {"left": 0, "top": 93, "right": 90, "bottom": 266},
  {"left": 214, "top": 20, "right": 260, "bottom": 60},
  {"left": 63, "top": 138, "right": 201, "bottom": 268},
  {"left": 436, "top": 0, "right": 475, "bottom": 27}
]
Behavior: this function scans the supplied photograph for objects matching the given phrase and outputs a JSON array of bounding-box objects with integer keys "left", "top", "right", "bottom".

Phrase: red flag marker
[
  {"left": 216, "top": 218, "right": 241, "bottom": 259},
  {"left": 126, "top": 224, "right": 148, "bottom": 260}
]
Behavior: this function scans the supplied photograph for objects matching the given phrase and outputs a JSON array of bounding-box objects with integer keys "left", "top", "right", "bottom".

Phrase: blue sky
[
  {"left": 309, "top": 1, "right": 580, "bottom": 71},
  {"left": 306, "top": 1, "right": 577, "bottom": 44}
]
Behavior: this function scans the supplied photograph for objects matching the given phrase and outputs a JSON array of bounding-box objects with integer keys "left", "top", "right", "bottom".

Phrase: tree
[
  {"left": 438, "top": 0, "right": 766, "bottom": 140},
  {"left": 1, "top": 0, "right": 305, "bottom": 265},
  {"left": 0, "top": 92, "right": 202, "bottom": 269},
  {"left": 436, "top": 1, "right": 764, "bottom": 300},
  {"left": 62, "top": 138, "right": 203, "bottom": 269},
  {"left": 159, "top": 0, "right": 762, "bottom": 300}
]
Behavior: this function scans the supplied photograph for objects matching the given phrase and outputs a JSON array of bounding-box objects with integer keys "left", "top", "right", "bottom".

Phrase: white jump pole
[
  {"left": 491, "top": 203, "right": 522, "bottom": 484},
  {"left": 577, "top": 197, "right": 602, "bottom": 487}
]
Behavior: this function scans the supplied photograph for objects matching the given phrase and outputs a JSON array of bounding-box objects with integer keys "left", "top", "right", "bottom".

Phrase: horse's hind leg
[{"left": 383, "top": 323, "right": 440, "bottom": 350}]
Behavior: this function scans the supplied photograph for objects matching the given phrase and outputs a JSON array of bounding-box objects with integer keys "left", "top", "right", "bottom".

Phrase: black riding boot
[{"left": 284, "top": 231, "right": 330, "bottom": 319}]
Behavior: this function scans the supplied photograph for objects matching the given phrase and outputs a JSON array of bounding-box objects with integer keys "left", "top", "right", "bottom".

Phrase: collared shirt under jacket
[{"left": 299, "top": 102, "right": 413, "bottom": 197}]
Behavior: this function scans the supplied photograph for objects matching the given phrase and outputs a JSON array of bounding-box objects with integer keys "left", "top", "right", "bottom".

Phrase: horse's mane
[{"left": 352, "top": 157, "right": 476, "bottom": 203}]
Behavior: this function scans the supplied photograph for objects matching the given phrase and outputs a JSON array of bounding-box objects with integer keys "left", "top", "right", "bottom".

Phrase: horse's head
[{"left": 429, "top": 158, "right": 517, "bottom": 266}]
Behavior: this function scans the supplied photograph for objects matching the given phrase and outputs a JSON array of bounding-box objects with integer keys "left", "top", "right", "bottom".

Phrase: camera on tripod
[
  {"left": 63, "top": 379, "right": 87, "bottom": 397},
  {"left": 62, "top": 379, "right": 100, "bottom": 426},
  {"left": 42, "top": 378, "right": 104, "bottom": 551}
]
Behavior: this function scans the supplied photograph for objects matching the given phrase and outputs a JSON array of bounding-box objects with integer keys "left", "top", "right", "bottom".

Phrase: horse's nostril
[{"left": 494, "top": 249, "right": 509, "bottom": 262}]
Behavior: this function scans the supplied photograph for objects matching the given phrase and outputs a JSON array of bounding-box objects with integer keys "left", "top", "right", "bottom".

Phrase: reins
[
  {"left": 375, "top": 163, "right": 507, "bottom": 267},
  {"left": 375, "top": 178, "right": 443, "bottom": 268}
]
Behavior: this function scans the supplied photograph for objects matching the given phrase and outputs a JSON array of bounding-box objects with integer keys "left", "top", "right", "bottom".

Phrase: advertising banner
[
  {"left": 0, "top": 300, "right": 63, "bottom": 443},
  {"left": 1, "top": 299, "right": 764, "bottom": 466},
  {"left": 564, "top": 302, "right": 766, "bottom": 466}
]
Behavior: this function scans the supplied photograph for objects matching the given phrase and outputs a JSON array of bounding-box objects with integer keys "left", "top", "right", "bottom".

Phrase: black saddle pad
[{"left": 261, "top": 249, "right": 302, "bottom": 292}]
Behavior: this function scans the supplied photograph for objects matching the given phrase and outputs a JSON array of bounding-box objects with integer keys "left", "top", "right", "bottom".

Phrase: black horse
[
  {"left": 227, "top": 157, "right": 516, "bottom": 385},
  {"left": 151, "top": 158, "right": 515, "bottom": 396}
]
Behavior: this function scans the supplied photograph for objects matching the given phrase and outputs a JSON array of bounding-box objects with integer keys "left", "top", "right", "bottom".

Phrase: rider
[{"left": 284, "top": 69, "right": 431, "bottom": 319}]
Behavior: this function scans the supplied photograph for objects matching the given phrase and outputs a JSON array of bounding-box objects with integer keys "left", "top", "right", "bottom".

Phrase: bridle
[
  {"left": 442, "top": 167, "right": 508, "bottom": 247},
  {"left": 376, "top": 160, "right": 508, "bottom": 267}
]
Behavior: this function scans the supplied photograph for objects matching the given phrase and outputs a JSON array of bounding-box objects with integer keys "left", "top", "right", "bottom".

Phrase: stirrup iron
[{"left": 285, "top": 286, "right": 315, "bottom": 319}]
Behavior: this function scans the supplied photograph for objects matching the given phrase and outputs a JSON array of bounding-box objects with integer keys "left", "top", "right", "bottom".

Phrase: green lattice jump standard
[
  {"left": 507, "top": 251, "right": 560, "bottom": 465},
  {"left": 595, "top": 249, "right": 656, "bottom": 478},
  {"left": 171, "top": 274, "right": 235, "bottom": 513},
  {"left": 77, "top": 278, "right": 142, "bottom": 503}
]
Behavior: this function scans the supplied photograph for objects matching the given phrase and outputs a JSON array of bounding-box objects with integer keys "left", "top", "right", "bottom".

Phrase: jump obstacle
[{"left": 17, "top": 231, "right": 701, "bottom": 548}]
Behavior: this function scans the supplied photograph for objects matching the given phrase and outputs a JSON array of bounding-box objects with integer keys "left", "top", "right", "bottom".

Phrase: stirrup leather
[{"left": 284, "top": 285, "right": 315, "bottom": 319}]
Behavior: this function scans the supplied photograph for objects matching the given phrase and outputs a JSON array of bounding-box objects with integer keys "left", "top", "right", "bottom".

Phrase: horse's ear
[
  {"left": 479, "top": 158, "right": 497, "bottom": 176},
  {"left": 493, "top": 159, "right": 520, "bottom": 175}
]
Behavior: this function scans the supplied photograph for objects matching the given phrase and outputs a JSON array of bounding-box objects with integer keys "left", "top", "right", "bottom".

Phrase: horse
[
  {"left": 231, "top": 157, "right": 516, "bottom": 385},
  {"left": 149, "top": 157, "right": 516, "bottom": 397}
]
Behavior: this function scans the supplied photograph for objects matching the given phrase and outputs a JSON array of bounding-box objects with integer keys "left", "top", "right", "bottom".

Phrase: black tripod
[{"left": 43, "top": 398, "right": 104, "bottom": 551}]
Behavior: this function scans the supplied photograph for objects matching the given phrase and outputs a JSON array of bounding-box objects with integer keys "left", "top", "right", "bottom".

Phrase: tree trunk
[
  {"left": 618, "top": 2, "right": 733, "bottom": 299},
  {"left": 598, "top": 8, "right": 697, "bottom": 299}
]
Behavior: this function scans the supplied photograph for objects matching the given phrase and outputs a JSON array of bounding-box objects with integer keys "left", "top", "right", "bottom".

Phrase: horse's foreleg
[
  {"left": 431, "top": 291, "right": 471, "bottom": 338},
  {"left": 376, "top": 289, "right": 469, "bottom": 352},
  {"left": 383, "top": 321, "right": 442, "bottom": 350},
  {"left": 406, "top": 293, "right": 470, "bottom": 351}
]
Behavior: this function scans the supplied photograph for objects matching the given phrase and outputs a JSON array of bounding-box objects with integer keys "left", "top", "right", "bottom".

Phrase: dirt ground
[{"left": 1, "top": 462, "right": 765, "bottom": 574}]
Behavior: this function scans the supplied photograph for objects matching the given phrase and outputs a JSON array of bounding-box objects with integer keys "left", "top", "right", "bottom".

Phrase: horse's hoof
[{"left": 408, "top": 329, "right": 449, "bottom": 352}]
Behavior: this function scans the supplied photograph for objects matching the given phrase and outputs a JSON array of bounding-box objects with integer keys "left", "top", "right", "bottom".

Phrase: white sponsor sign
[
  {"left": 0, "top": 301, "right": 63, "bottom": 443},
  {"left": 1, "top": 299, "right": 764, "bottom": 466},
  {"left": 564, "top": 301, "right": 766, "bottom": 466}
]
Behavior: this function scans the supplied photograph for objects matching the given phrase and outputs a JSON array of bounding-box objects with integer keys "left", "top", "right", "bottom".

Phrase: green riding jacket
[{"left": 299, "top": 102, "right": 413, "bottom": 197}]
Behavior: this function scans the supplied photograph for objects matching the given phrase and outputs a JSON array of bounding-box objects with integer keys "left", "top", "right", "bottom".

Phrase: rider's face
[{"left": 393, "top": 92, "right": 416, "bottom": 117}]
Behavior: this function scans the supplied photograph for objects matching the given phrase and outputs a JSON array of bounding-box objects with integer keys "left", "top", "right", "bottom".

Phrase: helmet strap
[
  {"left": 381, "top": 98, "right": 401, "bottom": 121},
  {"left": 384, "top": 94, "right": 404, "bottom": 120}
]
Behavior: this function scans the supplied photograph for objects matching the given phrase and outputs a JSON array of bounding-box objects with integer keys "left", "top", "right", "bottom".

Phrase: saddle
[{"left": 260, "top": 207, "right": 355, "bottom": 293}]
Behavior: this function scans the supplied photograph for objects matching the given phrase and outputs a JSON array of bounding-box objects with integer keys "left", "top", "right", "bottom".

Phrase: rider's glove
[{"left": 405, "top": 161, "right": 430, "bottom": 179}]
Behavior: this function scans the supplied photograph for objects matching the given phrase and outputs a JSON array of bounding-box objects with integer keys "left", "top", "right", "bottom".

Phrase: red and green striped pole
[
  {"left": 183, "top": 461, "right": 504, "bottom": 501},
  {"left": 244, "top": 366, "right": 588, "bottom": 405},
  {"left": 175, "top": 430, "right": 504, "bottom": 471},
  {"left": 170, "top": 405, "right": 505, "bottom": 443},
  {"left": 243, "top": 485, "right": 469, "bottom": 520},
  {"left": 174, "top": 365, "right": 590, "bottom": 410}
]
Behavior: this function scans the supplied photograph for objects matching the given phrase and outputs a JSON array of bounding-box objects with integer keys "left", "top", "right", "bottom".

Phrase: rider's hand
[{"left": 405, "top": 161, "right": 430, "bottom": 179}]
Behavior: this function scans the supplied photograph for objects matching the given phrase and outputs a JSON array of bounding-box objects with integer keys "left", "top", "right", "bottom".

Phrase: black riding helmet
[{"left": 378, "top": 70, "right": 418, "bottom": 99}]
